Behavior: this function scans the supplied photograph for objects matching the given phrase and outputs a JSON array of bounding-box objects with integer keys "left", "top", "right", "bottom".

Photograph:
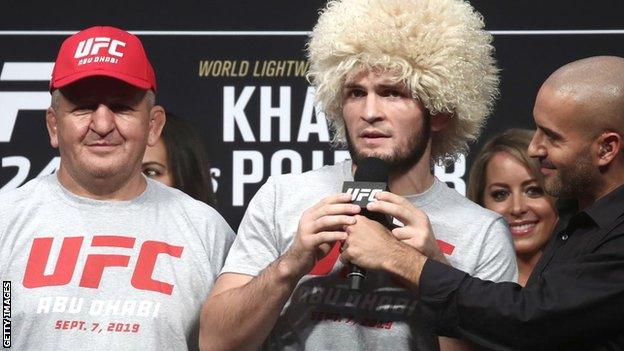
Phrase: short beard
[
  {"left": 347, "top": 117, "right": 431, "bottom": 171},
  {"left": 544, "top": 151, "right": 595, "bottom": 199}
]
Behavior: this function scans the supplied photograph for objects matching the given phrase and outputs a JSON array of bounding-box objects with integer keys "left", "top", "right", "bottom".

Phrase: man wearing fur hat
[{"left": 201, "top": 0, "right": 515, "bottom": 350}]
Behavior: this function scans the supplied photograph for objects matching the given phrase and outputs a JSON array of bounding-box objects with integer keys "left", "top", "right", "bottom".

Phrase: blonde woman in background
[{"left": 468, "top": 128, "right": 558, "bottom": 286}]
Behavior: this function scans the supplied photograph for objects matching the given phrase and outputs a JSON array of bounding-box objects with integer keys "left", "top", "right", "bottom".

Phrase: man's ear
[
  {"left": 147, "top": 105, "right": 166, "bottom": 147},
  {"left": 596, "top": 131, "right": 621, "bottom": 167},
  {"left": 46, "top": 107, "right": 59, "bottom": 148},
  {"left": 430, "top": 112, "right": 451, "bottom": 132}
]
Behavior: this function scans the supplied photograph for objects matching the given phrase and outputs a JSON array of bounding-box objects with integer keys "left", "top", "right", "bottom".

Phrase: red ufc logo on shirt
[
  {"left": 22, "top": 236, "right": 183, "bottom": 295},
  {"left": 74, "top": 37, "right": 126, "bottom": 58}
]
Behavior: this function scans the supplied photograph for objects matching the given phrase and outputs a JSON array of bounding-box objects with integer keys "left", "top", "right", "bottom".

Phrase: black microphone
[{"left": 342, "top": 157, "right": 390, "bottom": 291}]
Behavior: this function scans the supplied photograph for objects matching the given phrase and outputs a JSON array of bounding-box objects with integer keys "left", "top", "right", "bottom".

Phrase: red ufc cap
[{"left": 50, "top": 26, "right": 157, "bottom": 92}]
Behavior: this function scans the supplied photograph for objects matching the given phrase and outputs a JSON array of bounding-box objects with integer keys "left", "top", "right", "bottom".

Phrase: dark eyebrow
[
  {"left": 537, "top": 124, "right": 562, "bottom": 141},
  {"left": 377, "top": 82, "right": 405, "bottom": 88},
  {"left": 522, "top": 179, "right": 539, "bottom": 186},
  {"left": 488, "top": 178, "right": 539, "bottom": 189},
  {"left": 487, "top": 182, "right": 510, "bottom": 188},
  {"left": 142, "top": 161, "right": 166, "bottom": 168},
  {"left": 343, "top": 81, "right": 406, "bottom": 89},
  {"left": 343, "top": 83, "right": 363, "bottom": 90}
]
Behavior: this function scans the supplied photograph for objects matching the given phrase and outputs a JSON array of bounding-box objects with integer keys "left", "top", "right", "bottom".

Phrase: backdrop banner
[{"left": 1, "top": 1, "right": 623, "bottom": 228}]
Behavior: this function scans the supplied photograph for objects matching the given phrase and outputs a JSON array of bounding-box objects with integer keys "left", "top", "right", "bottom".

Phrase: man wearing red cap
[{"left": 0, "top": 26, "right": 234, "bottom": 350}]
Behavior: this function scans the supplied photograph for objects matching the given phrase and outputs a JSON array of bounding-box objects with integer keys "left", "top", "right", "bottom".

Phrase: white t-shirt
[
  {"left": 222, "top": 160, "right": 517, "bottom": 350},
  {"left": 0, "top": 175, "right": 235, "bottom": 351}
]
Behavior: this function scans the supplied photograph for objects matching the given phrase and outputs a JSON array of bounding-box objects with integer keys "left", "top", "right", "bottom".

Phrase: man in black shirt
[{"left": 340, "top": 55, "right": 624, "bottom": 350}]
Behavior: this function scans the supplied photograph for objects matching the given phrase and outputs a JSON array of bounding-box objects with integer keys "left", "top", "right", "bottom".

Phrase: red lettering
[
  {"left": 309, "top": 241, "right": 342, "bottom": 276},
  {"left": 23, "top": 235, "right": 183, "bottom": 294},
  {"left": 78, "top": 236, "right": 135, "bottom": 289},
  {"left": 436, "top": 239, "right": 455, "bottom": 255},
  {"left": 131, "top": 241, "right": 183, "bottom": 295},
  {"left": 91, "top": 235, "right": 135, "bottom": 248},
  {"left": 23, "top": 237, "right": 83, "bottom": 288},
  {"left": 79, "top": 254, "right": 130, "bottom": 288}
]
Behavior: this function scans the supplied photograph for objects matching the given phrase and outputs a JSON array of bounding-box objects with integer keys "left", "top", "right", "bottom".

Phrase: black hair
[{"left": 161, "top": 113, "right": 216, "bottom": 206}]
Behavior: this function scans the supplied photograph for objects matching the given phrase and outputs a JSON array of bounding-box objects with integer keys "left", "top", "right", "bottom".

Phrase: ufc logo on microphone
[
  {"left": 22, "top": 235, "right": 183, "bottom": 295},
  {"left": 342, "top": 181, "right": 386, "bottom": 207},
  {"left": 345, "top": 188, "right": 382, "bottom": 202},
  {"left": 74, "top": 37, "right": 126, "bottom": 58}
]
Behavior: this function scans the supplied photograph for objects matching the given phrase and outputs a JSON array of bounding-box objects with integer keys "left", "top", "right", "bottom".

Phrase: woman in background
[
  {"left": 468, "top": 129, "right": 558, "bottom": 286},
  {"left": 142, "top": 112, "right": 216, "bottom": 206}
]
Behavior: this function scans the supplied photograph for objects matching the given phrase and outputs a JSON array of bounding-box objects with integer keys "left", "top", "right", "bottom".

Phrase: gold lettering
[
  {"left": 238, "top": 61, "right": 250, "bottom": 76},
  {"left": 198, "top": 60, "right": 213, "bottom": 77},
  {"left": 266, "top": 60, "right": 277, "bottom": 76},
  {"left": 274, "top": 60, "right": 286, "bottom": 76},
  {"left": 247, "top": 60, "right": 310, "bottom": 77},
  {"left": 252, "top": 60, "right": 262, "bottom": 77},
  {"left": 294, "top": 61, "right": 309, "bottom": 77},
  {"left": 222, "top": 61, "right": 232, "bottom": 76}
]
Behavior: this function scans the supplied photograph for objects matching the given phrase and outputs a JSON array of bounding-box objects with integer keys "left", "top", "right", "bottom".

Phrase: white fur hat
[{"left": 307, "top": 0, "right": 499, "bottom": 163}]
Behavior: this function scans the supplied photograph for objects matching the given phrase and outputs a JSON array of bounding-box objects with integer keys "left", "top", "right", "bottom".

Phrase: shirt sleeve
[
  {"left": 418, "top": 230, "right": 624, "bottom": 350},
  {"left": 472, "top": 217, "right": 518, "bottom": 283},
  {"left": 220, "top": 176, "right": 280, "bottom": 277},
  {"left": 207, "top": 207, "right": 236, "bottom": 279}
]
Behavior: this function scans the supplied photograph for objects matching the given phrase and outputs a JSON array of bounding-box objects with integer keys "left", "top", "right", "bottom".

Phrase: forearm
[
  {"left": 418, "top": 255, "right": 624, "bottom": 350},
  {"left": 200, "top": 254, "right": 305, "bottom": 351},
  {"left": 380, "top": 241, "right": 427, "bottom": 289}
]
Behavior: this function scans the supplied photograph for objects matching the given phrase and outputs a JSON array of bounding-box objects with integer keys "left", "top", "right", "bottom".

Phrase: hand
[
  {"left": 340, "top": 215, "right": 404, "bottom": 270},
  {"left": 367, "top": 191, "right": 446, "bottom": 263},
  {"left": 282, "top": 193, "right": 361, "bottom": 278}
]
